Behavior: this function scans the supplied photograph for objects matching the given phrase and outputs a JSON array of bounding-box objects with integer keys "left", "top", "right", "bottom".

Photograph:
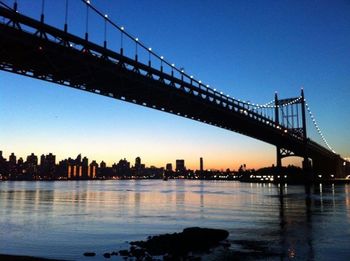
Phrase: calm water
[{"left": 0, "top": 180, "right": 349, "bottom": 260}]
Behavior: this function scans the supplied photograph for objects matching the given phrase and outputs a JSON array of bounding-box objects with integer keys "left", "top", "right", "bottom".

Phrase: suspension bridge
[{"left": 0, "top": 0, "right": 348, "bottom": 178}]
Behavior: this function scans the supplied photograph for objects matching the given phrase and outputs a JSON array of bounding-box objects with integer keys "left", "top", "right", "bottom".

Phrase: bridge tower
[
  {"left": 274, "top": 92, "right": 281, "bottom": 168},
  {"left": 274, "top": 89, "right": 308, "bottom": 169},
  {"left": 300, "top": 89, "right": 309, "bottom": 170}
]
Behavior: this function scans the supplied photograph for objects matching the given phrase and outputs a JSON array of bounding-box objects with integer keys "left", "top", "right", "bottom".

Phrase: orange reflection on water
[{"left": 346, "top": 184, "right": 350, "bottom": 220}]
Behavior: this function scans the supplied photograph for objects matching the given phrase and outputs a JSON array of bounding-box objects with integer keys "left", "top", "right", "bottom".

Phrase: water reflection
[
  {"left": 346, "top": 185, "right": 350, "bottom": 220},
  {"left": 272, "top": 183, "right": 350, "bottom": 260},
  {"left": 276, "top": 184, "right": 315, "bottom": 260},
  {"left": 0, "top": 181, "right": 349, "bottom": 260}
]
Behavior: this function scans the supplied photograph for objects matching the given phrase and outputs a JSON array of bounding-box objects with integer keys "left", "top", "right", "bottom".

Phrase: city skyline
[
  {"left": 1, "top": 149, "right": 246, "bottom": 181},
  {"left": 1, "top": 0, "right": 349, "bottom": 170},
  {"left": 0, "top": 149, "right": 230, "bottom": 172}
]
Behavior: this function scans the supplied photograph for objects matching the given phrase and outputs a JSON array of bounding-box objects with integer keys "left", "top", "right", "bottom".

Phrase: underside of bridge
[{"left": 0, "top": 6, "right": 346, "bottom": 179}]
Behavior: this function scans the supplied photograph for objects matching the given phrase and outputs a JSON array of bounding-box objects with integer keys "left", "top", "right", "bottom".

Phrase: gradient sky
[{"left": 0, "top": 0, "right": 349, "bottom": 170}]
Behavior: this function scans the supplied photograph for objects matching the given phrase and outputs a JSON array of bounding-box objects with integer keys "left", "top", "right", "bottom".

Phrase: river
[{"left": 0, "top": 180, "right": 349, "bottom": 260}]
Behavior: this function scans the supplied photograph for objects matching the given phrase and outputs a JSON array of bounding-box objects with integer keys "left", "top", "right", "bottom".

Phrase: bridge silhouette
[{"left": 0, "top": 0, "right": 348, "bottom": 178}]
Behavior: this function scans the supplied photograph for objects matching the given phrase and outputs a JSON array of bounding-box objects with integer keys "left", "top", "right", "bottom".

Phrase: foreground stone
[
  {"left": 118, "top": 249, "right": 129, "bottom": 256},
  {"left": 130, "top": 227, "right": 229, "bottom": 258},
  {"left": 83, "top": 252, "right": 96, "bottom": 257},
  {"left": 103, "top": 252, "right": 111, "bottom": 258}
]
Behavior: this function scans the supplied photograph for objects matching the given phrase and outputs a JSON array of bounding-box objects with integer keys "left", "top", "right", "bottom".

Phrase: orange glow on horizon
[{"left": 0, "top": 148, "right": 301, "bottom": 171}]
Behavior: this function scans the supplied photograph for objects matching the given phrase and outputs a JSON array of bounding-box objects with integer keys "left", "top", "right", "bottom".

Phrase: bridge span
[{"left": 0, "top": 1, "right": 348, "bottom": 178}]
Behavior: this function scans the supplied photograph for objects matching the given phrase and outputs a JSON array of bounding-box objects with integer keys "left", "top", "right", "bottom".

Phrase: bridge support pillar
[
  {"left": 276, "top": 146, "right": 282, "bottom": 168},
  {"left": 302, "top": 157, "right": 311, "bottom": 171},
  {"left": 312, "top": 155, "right": 346, "bottom": 178}
]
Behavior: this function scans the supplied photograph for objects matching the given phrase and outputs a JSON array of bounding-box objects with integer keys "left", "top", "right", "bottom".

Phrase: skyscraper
[
  {"left": 176, "top": 159, "right": 186, "bottom": 172},
  {"left": 82, "top": 157, "right": 89, "bottom": 178},
  {"left": 89, "top": 161, "right": 98, "bottom": 179},
  {"left": 26, "top": 153, "right": 38, "bottom": 178},
  {"left": 9, "top": 153, "right": 17, "bottom": 176},
  {"left": 166, "top": 163, "right": 173, "bottom": 172},
  {"left": 9, "top": 153, "right": 17, "bottom": 165},
  {"left": 135, "top": 157, "right": 141, "bottom": 168}
]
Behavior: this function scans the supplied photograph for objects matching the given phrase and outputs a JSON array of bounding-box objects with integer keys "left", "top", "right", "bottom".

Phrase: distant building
[
  {"left": 26, "top": 153, "right": 38, "bottom": 178},
  {"left": 114, "top": 158, "right": 131, "bottom": 177},
  {"left": 143, "top": 166, "right": 164, "bottom": 178},
  {"left": 57, "top": 159, "right": 69, "bottom": 179},
  {"left": 0, "top": 151, "right": 7, "bottom": 177},
  {"left": 135, "top": 157, "right": 141, "bottom": 168},
  {"left": 40, "top": 154, "right": 46, "bottom": 166},
  {"left": 89, "top": 161, "right": 98, "bottom": 179},
  {"left": 82, "top": 157, "right": 89, "bottom": 178},
  {"left": 176, "top": 159, "right": 186, "bottom": 172},
  {"left": 46, "top": 153, "right": 56, "bottom": 166},
  {"left": 9, "top": 153, "right": 16, "bottom": 165},
  {"left": 100, "top": 161, "right": 107, "bottom": 169},
  {"left": 133, "top": 157, "right": 146, "bottom": 176},
  {"left": 27, "top": 153, "right": 38, "bottom": 166},
  {"left": 8, "top": 153, "right": 17, "bottom": 175},
  {"left": 76, "top": 154, "right": 82, "bottom": 164},
  {"left": 40, "top": 153, "right": 56, "bottom": 179},
  {"left": 65, "top": 155, "right": 81, "bottom": 179},
  {"left": 200, "top": 157, "right": 203, "bottom": 172},
  {"left": 18, "top": 157, "right": 23, "bottom": 164},
  {"left": 166, "top": 163, "right": 173, "bottom": 172}
]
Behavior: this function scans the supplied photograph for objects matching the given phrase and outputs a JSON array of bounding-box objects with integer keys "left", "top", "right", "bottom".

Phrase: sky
[{"left": 0, "top": 0, "right": 349, "bottom": 170}]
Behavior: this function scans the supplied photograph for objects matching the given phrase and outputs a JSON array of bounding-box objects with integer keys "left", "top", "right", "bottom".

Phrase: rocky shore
[{"left": 84, "top": 227, "right": 230, "bottom": 260}]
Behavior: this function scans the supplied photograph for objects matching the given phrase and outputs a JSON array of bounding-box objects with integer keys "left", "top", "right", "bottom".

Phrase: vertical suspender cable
[
  {"left": 297, "top": 102, "right": 300, "bottom": 129},
  {"left": 104, "top": 15, "right": 107, "bottom": 48},
  {"left": 135, "top": 39, "right": 138, "bottom": 61},
  {"left": 120, "top": 29, "right": 124, "bottom": 56},
  {"left": 85, "top": 3, "right": 89, "bottom": 40},
  {"left": 64, "top": 0, "right": 69, "bottom": 32},
  {"left": 148, "top": 48, "right": 151, "bottom": 67},
  {"left": 291, "top": 104, "right": 294, "bottom": 129},
  {"left": 41, "top": 0, "right": 45, "bottom": 23}
]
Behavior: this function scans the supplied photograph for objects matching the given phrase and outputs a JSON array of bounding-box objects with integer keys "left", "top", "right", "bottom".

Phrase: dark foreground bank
[{"left": 93, "top": 227, "right": 230, "bottom": 260}]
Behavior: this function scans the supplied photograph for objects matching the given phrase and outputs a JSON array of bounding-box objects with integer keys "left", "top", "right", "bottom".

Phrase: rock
[
  {"left": 103, "top": 252, "right": 111, "bottom": 258},
  {"left": 119, "top": 249, "right": 130, "bottom": 256},
  {"left": 144, "top": 255, "right": 153, "bottom": 261},
  {"left": 111, "top": 251, "right": 119, "bottom": 256},
  {"left": 182, "top": 227, "right": 229, "bottom": 243},
  {"left": 130, "top": 247, "right": 145, "bottom": 258},
  {"left": 130, "top": 227, "right": 229, "bottom": 257},
  {"left": 83, "top": 252, "right": 96, "bottom": 257}
]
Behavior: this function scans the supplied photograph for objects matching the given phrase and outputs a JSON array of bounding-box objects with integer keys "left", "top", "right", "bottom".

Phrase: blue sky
[{"left": 0, "top": 0, "right": 349, "bottom": 169}]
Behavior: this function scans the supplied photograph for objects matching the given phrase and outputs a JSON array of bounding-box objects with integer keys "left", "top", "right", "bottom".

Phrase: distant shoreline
[{"left": 1, "top": 178, "right": 349, "bottom": 184}]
